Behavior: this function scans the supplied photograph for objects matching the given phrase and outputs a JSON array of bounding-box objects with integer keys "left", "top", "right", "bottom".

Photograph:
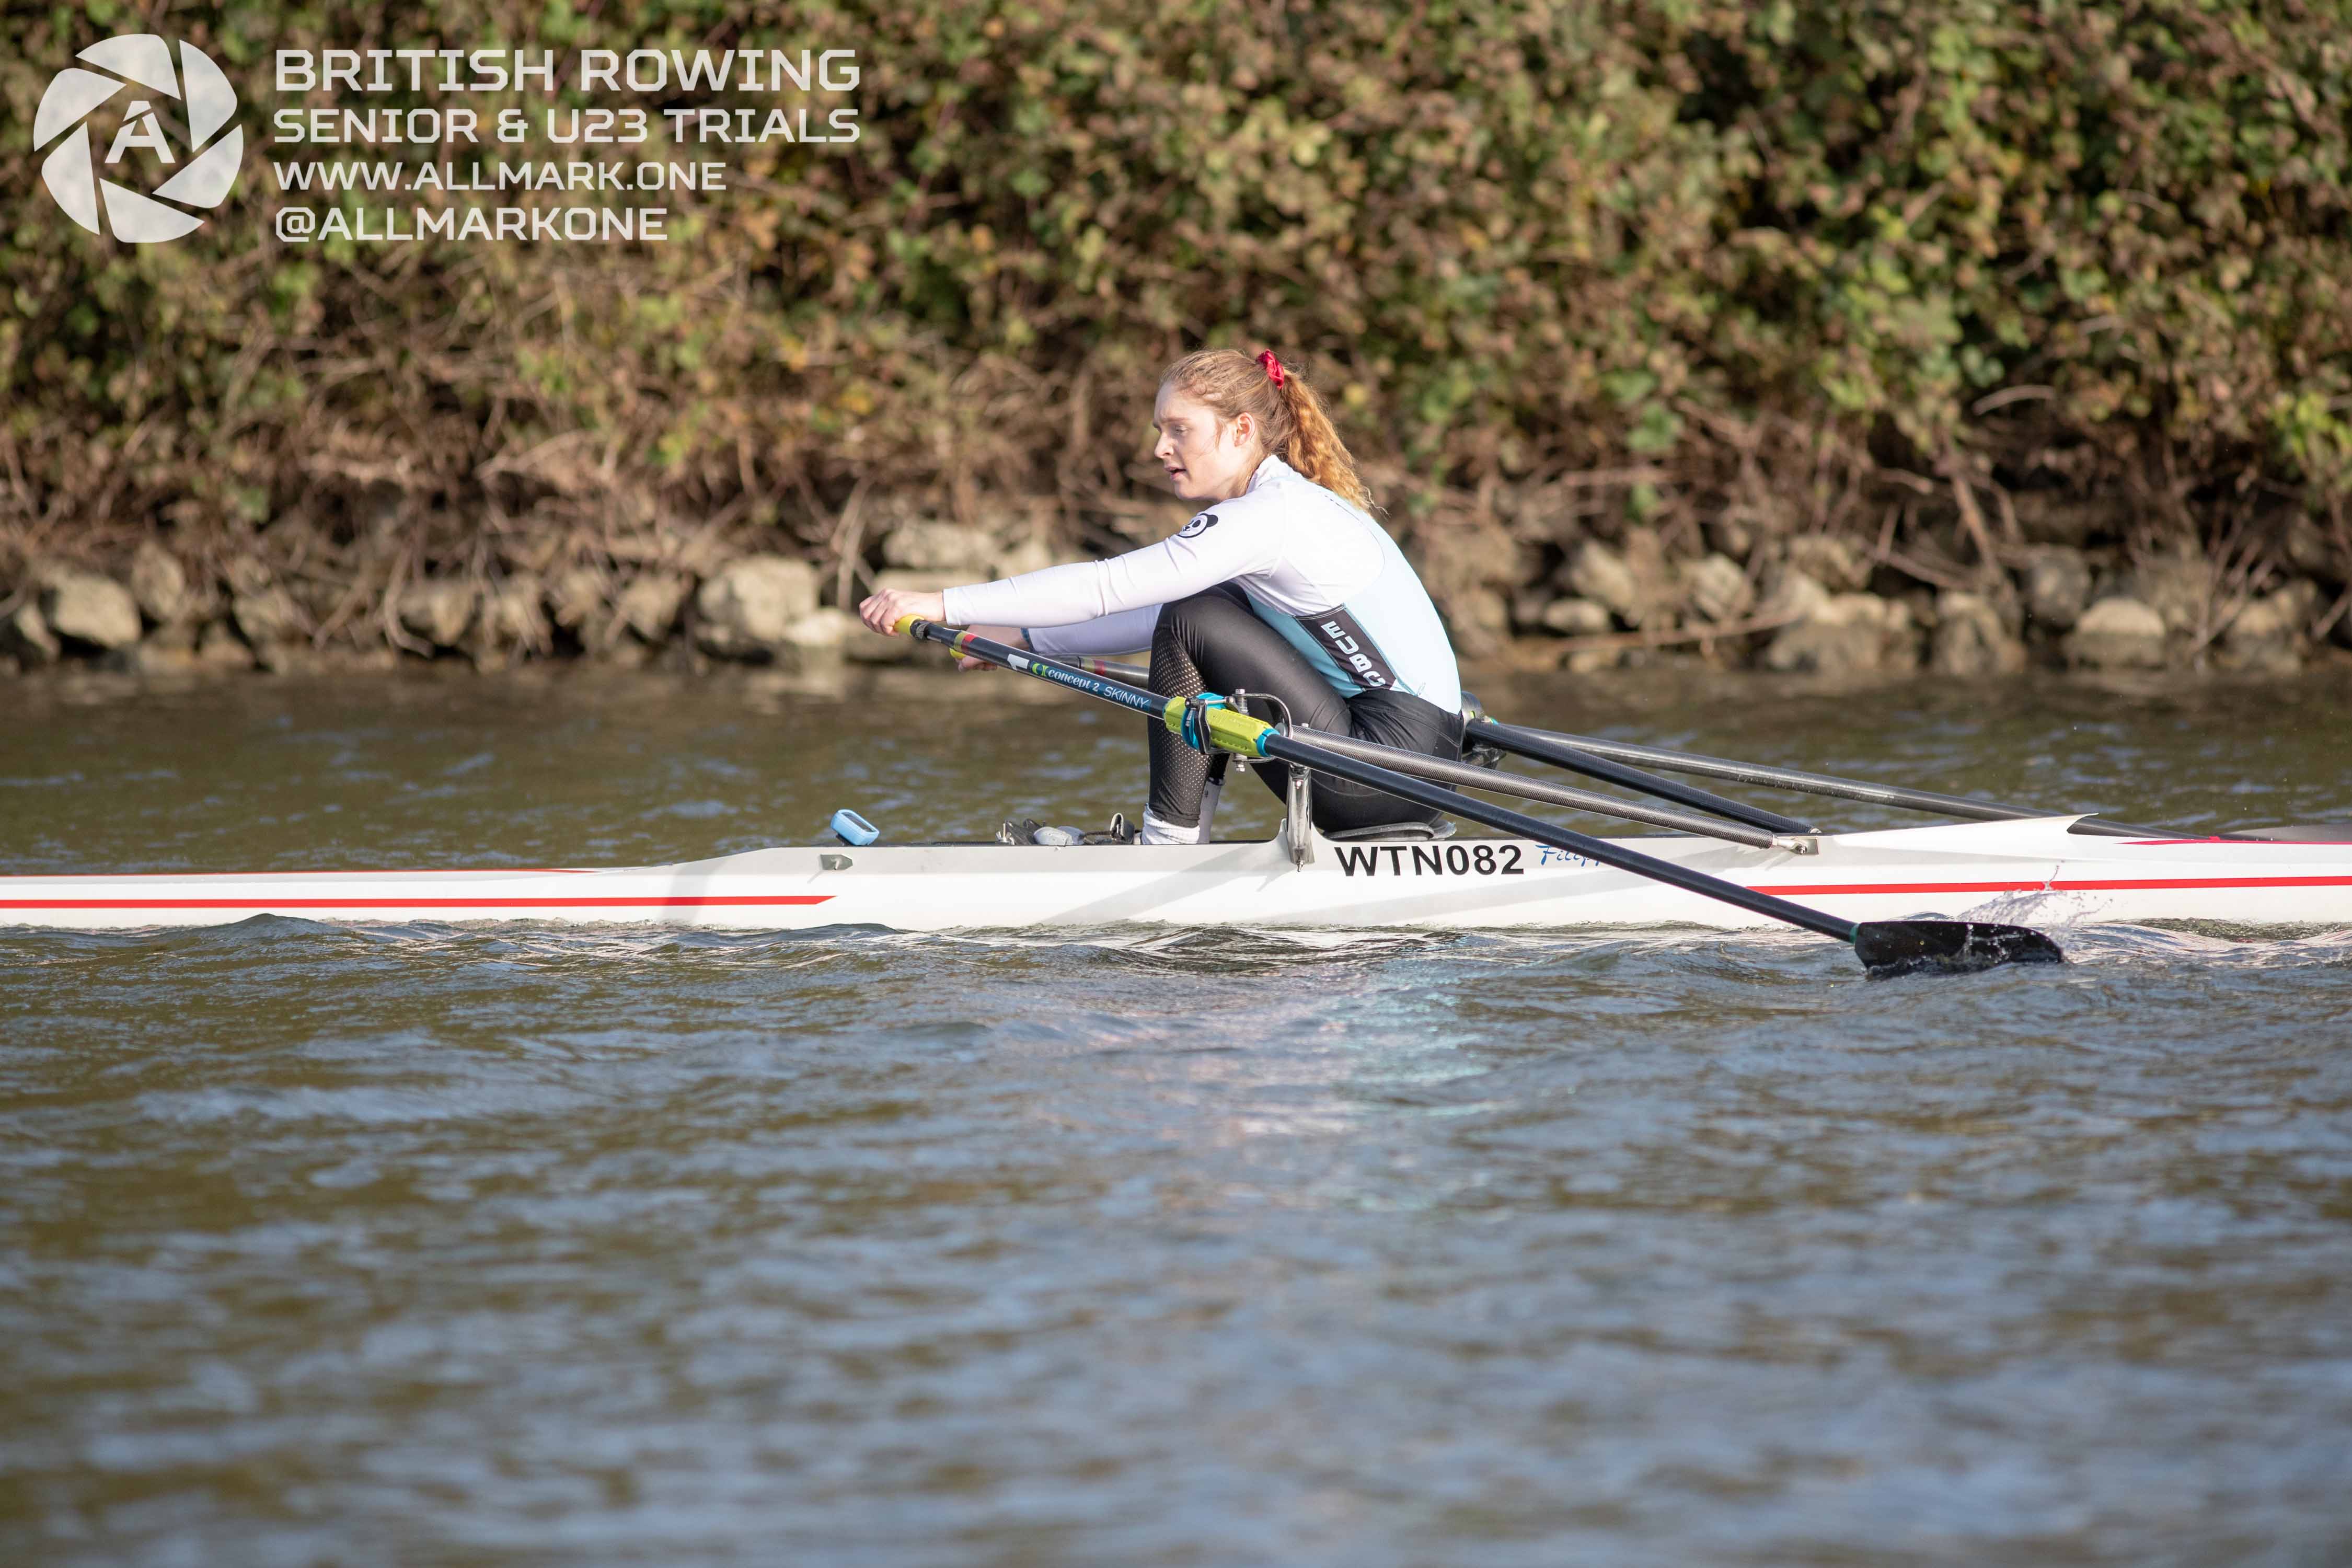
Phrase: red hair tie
[{"left": 1256, "top": 350, "right": 1286, "bottom": 387}]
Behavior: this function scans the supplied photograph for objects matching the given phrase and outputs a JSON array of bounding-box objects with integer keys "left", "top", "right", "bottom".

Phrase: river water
[{"left": 4, "top": 666, "right": 2349, "bottom": 1565}]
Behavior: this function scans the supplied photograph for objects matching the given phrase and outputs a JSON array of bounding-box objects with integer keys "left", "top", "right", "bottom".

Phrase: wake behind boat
[{"left": 7, "top": 813, "right": 2349, "bottom": 937}]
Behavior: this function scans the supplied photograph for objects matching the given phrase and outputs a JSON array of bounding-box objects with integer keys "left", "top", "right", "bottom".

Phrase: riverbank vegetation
[{"left": 4, "top": 0, "right": 2349, "bottom": 677}]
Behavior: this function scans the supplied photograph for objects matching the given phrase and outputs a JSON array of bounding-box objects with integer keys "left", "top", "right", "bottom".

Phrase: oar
[
  {"left": 1070, "top": 656, "right": 1151, "bottom": 682},
  {"left": 1064, "top": 659, "right": 1817, "bottom": 837},
  {"left": 895, "top": 618, "right": 2065, "bottom": 978},
  {"left": 1466, "top": 721, "right": 1818, "bottom": 836},
  {"left": 1264, "top": 728, "right": 1816, "bottom": 851},
  {"left": 1080, "top": 656, "right": 2169, "bottom": 839},
  {"left": 1473, "top": 722, "right": 2198, "bottom": 840},
  {"left": 1086, "top": 658, "right": 2184, "bottom": 840}
]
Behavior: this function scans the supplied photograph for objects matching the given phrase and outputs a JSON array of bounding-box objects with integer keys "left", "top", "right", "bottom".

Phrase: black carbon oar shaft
[
  {"left": 1495, "top": 726, "right": 2188, "bottom": 839},
  {"left": 1282, "top": 730, "right": 2059, "bottom": 974},
  {"left": 905, "top": 620, "right": 1847, "bottom": 935},
  {"left": 1261, "top": 734, "right": 1860, "bottom": 942},
  {"left": 1289, "top": 730, "right": 1795, "bottom": 850},
  {"left": 1469, "top": 720, "right": 1818, "bottom": 836},
  {"left": 900, "top": 617, "right": 2065, "bottom": 974},
  {"left": 1079, "top": 667, "right": 1820, "bottom": 837}
]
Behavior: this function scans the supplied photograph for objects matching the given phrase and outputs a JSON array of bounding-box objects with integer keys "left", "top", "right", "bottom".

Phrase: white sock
[{"left": 1140, "top": 812, "right": 1205, "bottom": 846}]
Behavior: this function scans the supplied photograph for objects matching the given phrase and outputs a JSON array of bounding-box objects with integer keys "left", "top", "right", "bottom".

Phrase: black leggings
[{"left": 1147, "top": 586, "right": 1462, "bottom": 832}]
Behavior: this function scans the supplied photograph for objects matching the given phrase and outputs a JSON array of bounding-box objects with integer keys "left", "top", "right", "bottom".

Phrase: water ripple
[{"left": 4, "top": 671, "right": 2350, "bottom": 1565}]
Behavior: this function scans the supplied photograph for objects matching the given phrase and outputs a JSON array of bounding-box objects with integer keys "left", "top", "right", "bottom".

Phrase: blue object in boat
[{"left": 829, "top": 809, "right": 880, "bottom": 847}]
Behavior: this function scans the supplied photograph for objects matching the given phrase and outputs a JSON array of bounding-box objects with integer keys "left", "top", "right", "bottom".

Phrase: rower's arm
[
  {"left": 1026, "top": 608, "right": 1162, "bottom": 660},
  {"left": 942, "top": 516, "right": 1279, "bottom": 629}
]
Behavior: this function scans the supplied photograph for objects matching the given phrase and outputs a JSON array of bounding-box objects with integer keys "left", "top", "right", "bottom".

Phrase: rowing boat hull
[{"left": 5, "top": 816, "right": 2349, "bottom": 935}]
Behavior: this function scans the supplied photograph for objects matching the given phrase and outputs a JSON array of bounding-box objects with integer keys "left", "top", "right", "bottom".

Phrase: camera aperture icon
[{"left": 33, "top": 35, "right": 243, "bottom": 244}]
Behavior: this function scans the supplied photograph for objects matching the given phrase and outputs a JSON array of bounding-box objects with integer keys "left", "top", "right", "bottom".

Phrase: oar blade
[{"left": 1852, "top": 920, "right": 2067, "bottom": 979}]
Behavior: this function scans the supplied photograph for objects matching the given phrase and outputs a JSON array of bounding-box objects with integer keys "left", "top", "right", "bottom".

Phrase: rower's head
[{"left": 1153, "top": 349, "right": 1374, "bottom": 511}]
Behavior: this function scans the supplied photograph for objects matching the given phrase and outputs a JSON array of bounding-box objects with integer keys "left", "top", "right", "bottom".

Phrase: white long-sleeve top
[{"left": 940, "top": 456, "right": 1461, "bottom": 710}]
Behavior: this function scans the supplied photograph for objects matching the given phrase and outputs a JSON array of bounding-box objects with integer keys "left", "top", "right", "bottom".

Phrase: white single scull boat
[
  {"left": 9, "top": 626, "right": 2341, "bottom": 965},
  {"left": 5, "top": 814, "right": 2348, "bottom": 935}
]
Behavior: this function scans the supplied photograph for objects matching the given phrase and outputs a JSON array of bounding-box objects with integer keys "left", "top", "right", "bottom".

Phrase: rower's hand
[
  {"left": 958, "top": 626, "right": 1027, "bottom": 670},
  {"left": 856, "top": 588, "right": 946, "bottom": 638}
]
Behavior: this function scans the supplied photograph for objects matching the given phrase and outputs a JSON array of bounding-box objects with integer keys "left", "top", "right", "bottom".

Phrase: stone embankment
[
  {"left": 3, "top": 510, "right": 2347, "bottom": 680},
  {"left": 1412, "top": 513, "right": 2351, "bottom": 678},
  {"left": 0, "top": 521, "right": 1057, "bottom": 679}
]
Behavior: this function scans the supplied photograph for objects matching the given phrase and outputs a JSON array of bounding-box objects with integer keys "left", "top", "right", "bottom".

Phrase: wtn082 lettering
[{"left": 1332, "top": 844, "right": 1525, "bottom": 877}]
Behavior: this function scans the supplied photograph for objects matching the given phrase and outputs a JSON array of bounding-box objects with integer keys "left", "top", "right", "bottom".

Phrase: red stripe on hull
[
  {"left": 15, "top": 867, "right": 597, "bottom": 879},
  {"left": 0, "top": 895, "right": 834, "bottom": 913},
  {"left": 1754, "top": 875, "right": 2352, "bottom": 896}
]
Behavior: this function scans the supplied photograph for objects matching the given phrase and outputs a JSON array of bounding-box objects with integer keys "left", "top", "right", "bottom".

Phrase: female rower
[{"left": 856, "top": 348, "right": 1463, "bottom": 845}]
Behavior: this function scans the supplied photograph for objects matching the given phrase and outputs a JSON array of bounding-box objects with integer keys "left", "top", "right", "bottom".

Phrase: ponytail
[{"left": 1158, "top": 348, "right": 1375, "bottom": 512}]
